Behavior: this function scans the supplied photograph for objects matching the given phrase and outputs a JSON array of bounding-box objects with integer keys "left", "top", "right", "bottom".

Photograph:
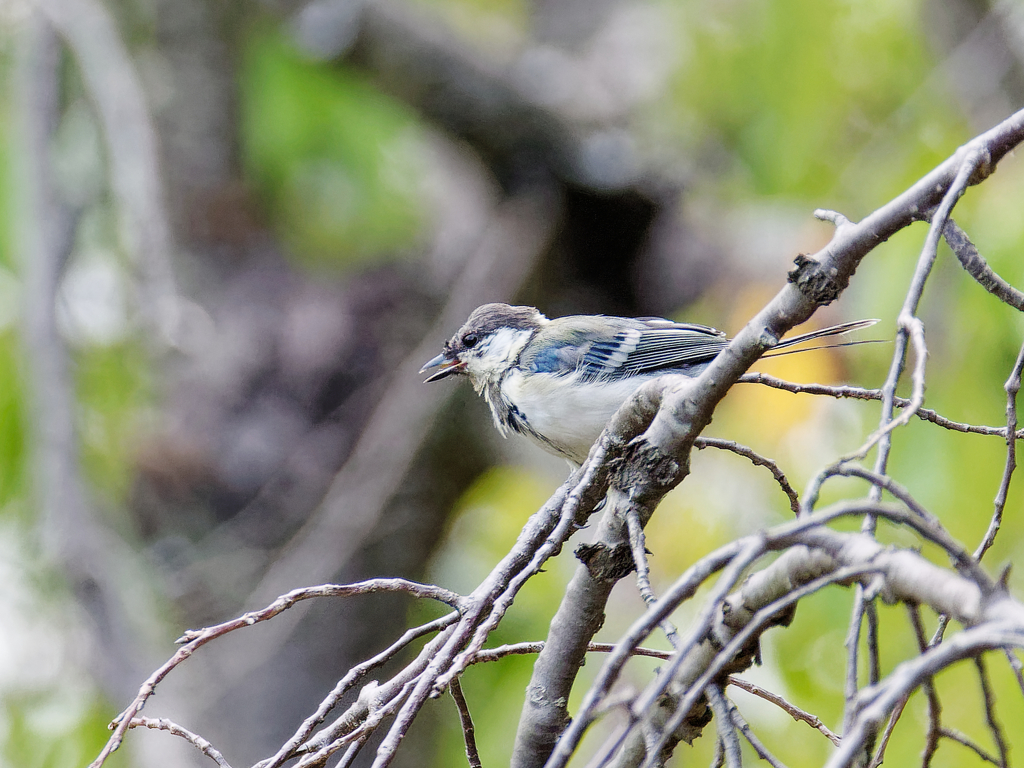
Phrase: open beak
[{"left": 420, "top": 352, "right": 465, "bottom": 382}]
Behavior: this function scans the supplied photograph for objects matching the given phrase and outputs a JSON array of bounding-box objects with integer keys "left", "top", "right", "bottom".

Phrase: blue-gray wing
[{"left": 523, "top": 316, "right": 727, "bottom": 381}]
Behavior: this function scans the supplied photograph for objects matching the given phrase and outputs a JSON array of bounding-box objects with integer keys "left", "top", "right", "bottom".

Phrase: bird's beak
[{"left": 420, "top": 352, "right": 465, "bottom": 382}]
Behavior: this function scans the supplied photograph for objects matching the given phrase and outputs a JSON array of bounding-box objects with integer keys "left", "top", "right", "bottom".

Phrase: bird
[{"left": 421, "top": 303, "right": 875, "bottom": 466}]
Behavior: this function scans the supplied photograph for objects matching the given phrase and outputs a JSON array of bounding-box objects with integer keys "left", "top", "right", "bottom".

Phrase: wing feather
[
  {"left": 521, "top": 316, "right": 727, "bottom": 381},
  {"left": 579, "top": 323, "right": 727, "bottom": 381}
]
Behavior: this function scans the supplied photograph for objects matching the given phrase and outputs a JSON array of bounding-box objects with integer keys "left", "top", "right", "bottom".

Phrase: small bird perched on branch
[{"left": 421, "top": 303, "right": 875, "bottom": 465}]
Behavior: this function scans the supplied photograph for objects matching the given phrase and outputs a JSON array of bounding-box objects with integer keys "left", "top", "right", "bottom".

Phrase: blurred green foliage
[
  {"left": 240, "top": 24, "right": 428, "bottom": 269},
  {"left": 0, "top": 331, "right": 28, "bottom": 513},
  {"left": 669, "top": 0, "right": 967, "bottom": 206},
  {"left": 74, "top": 340, "right": 152, "bottom": 512}
]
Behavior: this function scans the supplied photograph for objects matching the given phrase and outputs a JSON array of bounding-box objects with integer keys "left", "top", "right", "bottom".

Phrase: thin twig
[
  {"left": 256, "top": 613, "right": 457, "bottom": 768},
  {"left": 741, "top": 373, "right": 1024, "bottom": 440},
  {"left": 842, "top": 583, "right": 869, "bottom": 739},
  {"left": 128, "top": 718, "right": 232, "bottom": 767},
  {"left": 469, "top": 641, "right": 673, "bottom": 664},
  {"left": 334, "top": 737, "right": 370, "bottom": 768},
  {"left": 706, "top": 685, "right": 742, "bottom": 768},
  {"left": 722, "top": 694, "right": 789, "bottom": 768},
  {"left": 694, "top": 436, "right": 801, "bottom": 516},
  {"left": 943, "top": 218, "right": 1024, "bottom": 312},
  {"left": 635, "top": 565, "right": 881, "bottom": 768},
  {"left": 626, "top": 508, "right": 680, "bottom": 649},
  {"left": 866, "top": 600, "right": 880, "bottom": 690},
  {"left": 374, "top": 455, "right": 609, "bottom": 767},
  {"left": 727, "top": 676, "right": 840, "bottom": 746},
  {"left": 828, "top": 623, "right": 1024, "bottom": 768},
  {"left": 91, "top": 580, "right": 462, "bottom": 768},
  {"left": 449, "top": 676, "right": 483, "bottom": 768},
  {"left": 867, "top": 693, "right": 910, "bottom": 768},
  {"left": 297, "top": 677, "right": 421, "bottom": 767},
  {"left": 975, "top": 655, "right": 1010, "bottom": 768},
  {"left": 975, "top": 338, "right": 1024, "bottom": 561},
  {"left": 294, "top": 627, "right": 456, "bottom": 760},
  {"left": 910, "top": 604, "right": 942, "bottom": 768},
  {"left": 860, "top": 151, "right": 983, "bottom": 472},
  {"left": 827, "top": 463, "right": 939, "bottom": 525},
  {"left": 1002, "top": 647, "right": 1024, "bottom": 699},
  {"left": 938, "top": 727, "right": 1001, "bottom": 765},
  {"left": 711, "top": 737, "right": 725, "bottom": 768}
]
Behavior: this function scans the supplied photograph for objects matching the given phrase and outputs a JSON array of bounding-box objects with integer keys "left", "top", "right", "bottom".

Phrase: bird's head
[{"left": 421, "top": 303, "right": 547, "bottom": 387}]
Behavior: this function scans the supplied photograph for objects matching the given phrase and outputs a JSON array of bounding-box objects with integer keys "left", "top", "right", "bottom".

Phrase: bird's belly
[{"left": 502, "top": 373, "right": 649, "bottom": 464}]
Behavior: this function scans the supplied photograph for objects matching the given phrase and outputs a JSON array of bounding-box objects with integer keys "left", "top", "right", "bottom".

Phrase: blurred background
[{"left": 1, "top": 0, "right": 1024, "bottom": 765}]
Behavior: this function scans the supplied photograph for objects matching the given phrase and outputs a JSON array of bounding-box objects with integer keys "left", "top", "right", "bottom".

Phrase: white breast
[{"left": 501, "top": 370, "right": 652, "bottom": 464}]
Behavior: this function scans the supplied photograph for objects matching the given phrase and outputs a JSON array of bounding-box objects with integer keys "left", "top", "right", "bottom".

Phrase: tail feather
[{"left": 765, "top": 319, "right": 881, "bottom": 357}]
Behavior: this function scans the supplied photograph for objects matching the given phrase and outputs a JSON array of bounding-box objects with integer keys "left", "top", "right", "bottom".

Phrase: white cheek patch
[
  {"left": 485, "top": 328, "right": 533, "bottom": 361},
  {"left": 467, "top": 328, "right": 534, "bottom": 377}
]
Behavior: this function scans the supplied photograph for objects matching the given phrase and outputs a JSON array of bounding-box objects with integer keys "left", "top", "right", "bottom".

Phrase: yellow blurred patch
[{"left": 721, "top": 286, "right": 848, "bottom": 446}]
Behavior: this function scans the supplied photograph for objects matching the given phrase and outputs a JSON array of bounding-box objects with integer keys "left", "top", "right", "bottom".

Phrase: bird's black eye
[{"left": 462, "top": 332, "right": 479, "bottom": 348}]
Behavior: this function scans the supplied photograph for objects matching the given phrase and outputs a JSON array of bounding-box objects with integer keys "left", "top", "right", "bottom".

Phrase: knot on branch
[
  {"left": 788, "top": 253, "right": 847, "bottom": 305},
  {"left": 575, "top": 542, "right": 635, "bottom": 582},
  {"left": 657, "top": 691, "right": 713, "bottom": 747},
  {"left": 610, "top": 438, "right": 681, "bottom": 499}
]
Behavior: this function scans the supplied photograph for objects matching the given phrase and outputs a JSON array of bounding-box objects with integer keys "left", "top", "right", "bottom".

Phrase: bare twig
[
  {"left": 827, "top": 624, "right": 1024, "bottom": 768},
  {"left": 634, "top": 564, "right": 883, "bottom": 768},
  {"left": 256, "top": 613, "right": 458, "bottom": 768},
  {"left": 974, "top": 655, "right": 1010, "bottom": 768},
  {"left": 726, "top": 676, "right": 840, "bottom": 746},
  {"left": 706, "top": 685, "right": 742, "bottom": 768},
  {"left": 553, "top": 495, "right": 1014, "bottom": 768},
  {"left": 449, "top": 677, "right": 483, "bottom": 768},
  {"left": 1002, "top": 647, "right": 1024, "bottom": 698},
  {"left": 842, "top": 586, "right": 868, "bottom": 736},
  {"left": 471, "top": 641, "right": 674, "bottom": 664},
  {"left": 694, "top": 436, "right": 801, "bottom": 516},
  {"left": 943, "top": 219, "right": 1024, "bottom": 312},
  {"left": 296, "top": 677, "right": 422, "bottom": 766},
  {"left": 90, "top": 580, "right": 462, "bottom": 768},
  {"left": 740, "top": 373, "right": 1024, "bottom": 440},
  {"left": 825, "top": 463, "right": 939, "bottom": 525},
  {"left": 975, "top": 338, "right": 1024, "bottom": 561},
  {"left": 711, "top": 738, "right": 725, "bottom": 768},
  {"left": 938, "top": 727, "right": 1001, "bottom": 764},
  {"left": 721, "top": 693, "right": 789, "bottom": 768},
  {"left": 374, "top": 451, "right": 612, "bottom": 767},
  {"left": 868, "top": 693, "right": 911, "bottom": 768},
  {"left": 625, "top": 509, "right": 680, "bottom": 648},
  {"left": 128, "top": 718, "right": 232, "bottom": 768},
  {"left": 854, "top": 149, "right": 986, "bottom": 470},
  {"left": 334, "top": 738, "right": 370, "bottom": 768},
  {"left": 911, "top": 604, "right": 942, "bottom": 768}
]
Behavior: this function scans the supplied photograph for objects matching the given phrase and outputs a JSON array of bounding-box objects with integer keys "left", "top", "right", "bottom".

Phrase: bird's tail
[{"left": 764, "top": 319, "right": 881, "bottom": 358}]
